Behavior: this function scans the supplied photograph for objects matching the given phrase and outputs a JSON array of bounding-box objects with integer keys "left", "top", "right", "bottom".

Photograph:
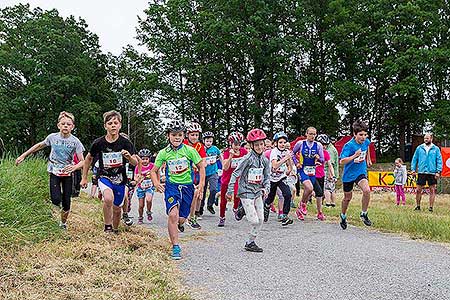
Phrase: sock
[
  {"left": 361, "top": 211, "right": 367, "bottom": 216},
  {"left": 340, "top": 213, "right": 346, "bottom": 219}
]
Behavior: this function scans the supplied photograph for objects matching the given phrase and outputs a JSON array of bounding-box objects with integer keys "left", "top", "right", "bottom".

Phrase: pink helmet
[
  {"left": 228, "top": 131, "right": 244, "bottom": 145},
  {"left": 247, "top": 128, "right": 267, "bottom": 142}
]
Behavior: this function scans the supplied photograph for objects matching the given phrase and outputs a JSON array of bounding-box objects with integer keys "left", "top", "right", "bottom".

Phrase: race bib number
[
  {"left": 231, "top": 157, "right": 244, "bottom": 169},
  {"left": 141, "top": 179, "right": 153, "bottom": 189},
  {"left": 248, "top": 168, "right": 263, "bottom": 184},
  {"left": 206, "top": 156, "right": 217, "bottom": 165},
  {"left": 52, "top": 164, "right": 70, "bottom": 177},
  {"left": 354, "top": 151, "right": 367, "bottom": 163},
  {"left": 103, "top": 152, "right": 123, "bottom": 168},
  {"left": 217, "top": 169, "right": 223, "bottom": 177},
  {"left": 167, "top": 157, "right": 189, "bottom": 175},
  {"left": 304, "top": 165, "right": 316, "bottom": 176}
]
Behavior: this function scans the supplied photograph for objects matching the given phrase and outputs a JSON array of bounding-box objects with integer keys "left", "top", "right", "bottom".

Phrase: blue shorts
[
  {"left": 164, "top": 182, "right": 194, "bottom": 218},
  {"left": 98, "top": 177, "right": 126, "bottom": 207},
  {"left": 299, "top": 169, "right": 316, "bottom": 184},
  {"left": 137, "top": 187, "right": 155, "bottom": 199}
]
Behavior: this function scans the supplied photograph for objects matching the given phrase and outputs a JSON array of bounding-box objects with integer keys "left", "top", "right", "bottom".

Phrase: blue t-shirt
[
  {"left": 340, "top": 138, "right": 371, "bottom": 182},
  {"left": 205, "top": 145, "right": 221, "bottom": 176}
]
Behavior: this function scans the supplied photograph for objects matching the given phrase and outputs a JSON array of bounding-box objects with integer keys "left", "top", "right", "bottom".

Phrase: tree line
[{"left": 1, "top": 1, "right": 450, "bottom": 159}]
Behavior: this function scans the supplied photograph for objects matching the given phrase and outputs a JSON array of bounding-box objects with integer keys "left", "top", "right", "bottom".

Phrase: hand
[
  {"left": 229, "top": 149, "right": 237, "bottom": 157},
  {"left": 63, "top": 165, "right": 76, "bottom": 173},
  {"left": 225, "top": 193, "right": 232, "bottom": 200},
  {"left": 134, "top": 174, "right": 142, "bottom": 183},
  {"left": 354, "top": 149, "right": 362, "bottom": 158},
  {"left": 367, "top": 160, "right": 373, "bottom": 168},
  {"left": 121, "top": 150, "right": 132, "bottom": 159},
  {"left": 261, "top": 189, "right": 267, "bottom": 199},
  {"left": 15, "top": 155, "right": 25, "bottom": 166},
  {"left": 314, "top": 154, "right": 320, "bottom": 160},
  {"left": 411, "top": 171, "right": 416, "bottom": 176},
  {"left": 196, "top": 184, "right": 205, "bottom": 194},
  {"left": 155, "top": 183, "right": 165, "bottom": 193},
  {"left": 80, "top": 178, "right": 88, "bottom": 189},
  {"left": 296, "top": 163, "right": 303, "bottom": 169}
]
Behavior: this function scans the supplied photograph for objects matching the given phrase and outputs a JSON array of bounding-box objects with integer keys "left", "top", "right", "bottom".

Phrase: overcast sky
[{"left": 1, "top": 0, "right": 149, "bottom": 54}]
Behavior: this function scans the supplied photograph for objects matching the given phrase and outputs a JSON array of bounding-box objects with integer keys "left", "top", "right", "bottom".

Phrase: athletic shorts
[
  {"left": 343, "top": 174, "right": 367, "bottom": 193},
  {"left": 299, "top": 169, "right": 316, "bottom": 184},
  {"left": 98, "top": 177, "right": 126, "bottom": 207},
  {"left": 164, "top": 181, "right": 194, "bottom": 218},
  {"left": 324, "top": 177, "right": 336, "bottom": 193},
  {"left": 137, "top": 187, "right": 155, "bottom": 199},
  {"left": 417, "top": 173, "right": 437, "bottom": 186}
]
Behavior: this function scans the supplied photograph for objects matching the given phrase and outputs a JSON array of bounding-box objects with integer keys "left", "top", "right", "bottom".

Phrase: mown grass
[
  {"left": 291, "top": 190, "right": 450, "bottom": 243},
  {"left": 0, "top": 157, "right": 190, "bottom": 300}
]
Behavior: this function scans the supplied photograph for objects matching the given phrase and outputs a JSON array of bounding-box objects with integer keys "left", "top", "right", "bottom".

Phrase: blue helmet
[{"left": 273, "top": 131, "right": 288, "bottom": 142}]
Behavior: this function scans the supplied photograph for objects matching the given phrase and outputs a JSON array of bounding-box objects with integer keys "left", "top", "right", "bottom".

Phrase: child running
[
  {"left": 394, "top": 158, "right": 407, "bottom": 206},
  {"left": 219, "top": 131, "right": 248, "bottom": 227},
  {"left": 339, "top": 120, "right": 373, "bottom": 230},
  {"left": 150, "top": 120, "right": 205, "bottom": 260},
  {"left": 136, "top": 149, "right": 156, "bottom": 224},
  {"left": 226, "top": 128, "right": 270, "bottom": 252},
  {"left": 80, "top": 111, "right": 140, "bottom": 233},
  {"left": 201, "top": 131, "right": 221, "bottom": 215},
  {"left": 16, "top": 111, "right": 85, "bottom": 230}
]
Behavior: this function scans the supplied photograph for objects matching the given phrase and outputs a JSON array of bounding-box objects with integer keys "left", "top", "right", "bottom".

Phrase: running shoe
[
  {"left": 122, "top": 213, "right": 133, "bottom": 226},
  {"left": 429, "top": 207, "right": 433, "bottom": 212},
  {"left": 281, "top": 216, "right": 293, "bottom": 226},
  {"left": 59, "top": 222, "right": 67, "bottom": 230},
  {"left": 147, "top": 211, "right": 153, "bottom": 222},
  {"left": 270, "top": 204, "right": 276, "bottom": 213},
  {"left": 236, "top": 206, "right": 245, "bottom": 221},
  {"left": 277, "top": 214, "right": 285, "bottom": 221},
  {"left": 178, "top": 223, "right": 185, "bottom": 233},
  {"left": 137, "top": 217, "right": 144, "bottom": 225},
  {"left": 104, "top": 224, "right": 113, "bottom": 233},
  {"left": 263, "top": 203, "right": 270, "bottom": 222},
  {"left": 172, "top": 245, "right": 182, "bottom": 260},
  {"left": 300, "top": 202, "right": 308, "bottom": 215},
  {"left": 188, "top": 217, "right": 201, "bottom": 230},
  {"left": 290, "top": 201, "right": 296, "bottom": 208},
  {"left": 360, "top": 212, "right": 372, "bottom": 226},
  {"left": 218, "top": 217, "right": 225, "bottom": 227},
  {"left": 414, "top": 206, "right": 421, "bottom": 211},
  {"left": 317, "top": 211, "right": 325, "bottom": 221},
  {"left": 207, "top": 205, "right": 216, "bottom": 215},
  {"left": 244, "top": 241, "right": 263, "bottom": 252},
  {"left": 295, "top": 209, "right": 304, "bottom": 221},
  {"left": 340, "top": 213, "right": 347, "bottom": 230}
]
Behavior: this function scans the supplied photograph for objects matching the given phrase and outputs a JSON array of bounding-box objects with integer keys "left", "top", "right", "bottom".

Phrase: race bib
[
  {"left": 52, "top": 164, "right": 70, "bottom": 177},
  {"left": 276, "top": 163, "right": 287, "bottom": 174},
  {"left": 103, "top": 152, "right": 123, "bottom": 168},
  {"left": 248, "top": 168, "right": 263, "bottom": 184},
  {"left": 141, "top": 179, "right": 153, "bottom": 189},
  {"left": 167, "top": 157, "right": 189, "bottom": 175},
  {"left": 217, "top": 169, "right": 223, "bottom": 177},
  {"left": 231, "top": 157, "right": 244, "bottom": 169},
  {"left": 354, "top": 151, "right": 367, "bottom": 163},
  {"left": 287, "top": 174, "right": 298, "bottom": 186},
  {"left": 126, "top": 170, "right": 134, "bottom": 180},
  {"left": 206, "top": 156, "right": 217, "bottom": 165},
  {"left": 304, "top": 165, "right": 316, "bottom": 176}
]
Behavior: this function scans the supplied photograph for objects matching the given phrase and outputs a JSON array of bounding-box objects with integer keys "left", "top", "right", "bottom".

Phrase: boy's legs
[
  {"left": 61, "top": 176, "right": 73, "bottom": 224},
  {"left": 278, "top": 181, "right": 292, "bottom": 215},
  {"left": 168, "top": 206, "right": 180, "bottom": 245},
  {"left": 207, "top": 173, "right": 218, "bottom": 207},
  {"left": 357, "top": 179, "right": 370, "bottom": 212},
  {"left": 219, "top": 183, "right": 228, "bottom": 218}
]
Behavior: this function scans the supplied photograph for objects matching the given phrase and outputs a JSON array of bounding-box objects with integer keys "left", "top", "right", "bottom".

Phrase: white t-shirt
[{"left": 269, "top": 147, "right": 289, "bottom": 182}]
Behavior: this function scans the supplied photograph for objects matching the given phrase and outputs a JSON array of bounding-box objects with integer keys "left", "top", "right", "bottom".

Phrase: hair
[
  {"left": 424, "top": 133, "right": 433, "bottom": 139},
  {"left": 58, "top": 111, "right": 75, "bottom": 123},
  {"left": 395, "top": 158, "right": 403, "bottom": 164},
  {"left": 103, "top": 110, "right": 122, "bottom": 124},
  {"left": 306, "top": 127, "right": 316, "bottom": 134},
  {"left": 352, "top": 120, "right": 368, "bottom": 134}
]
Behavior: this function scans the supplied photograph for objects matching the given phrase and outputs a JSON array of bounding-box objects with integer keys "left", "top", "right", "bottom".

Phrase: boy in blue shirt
[
  {"left": 339, "top": 120, "right": 373, "bottom": 230},
  {"left": 201, "top": 131, "right": 221, "bottom": 214}
]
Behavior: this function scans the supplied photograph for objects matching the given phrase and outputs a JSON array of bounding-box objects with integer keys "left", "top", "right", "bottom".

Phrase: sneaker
[
  {"left": 263, "top": 203, "right": 270, "bottom": 222},
  {"left": 112, "top": 228, "right": 119, "bottom": 234},
  {"left": 218, "top": 217, "right": 225, "bottom": 227},
  {"left": 277, "top": 214, "right": 285, "bottom": 222},
  {"left": 199, "top": 207, "right": 204, "bottom": 216},
  {"left": 317, "top": 211, "right": 325, "bottom": 221},
  {"left": 360, "top": 212, "right": 372, "bottom": 226},
  {"left": 177, "top": 223, "right": 185, "bottom": 233},
  {"left": 207, "top": 205, "right": 216, "bottom": 215},
  {"left": 235, "top": 206, "right": 245, "bottom": 221},
  {"left": 290, "top": 201, "right": 296, "bottom": 208},
  {"left": 325, "top": 203, "right": 331, "bottom": 207},
  {"left": 414, "top": 206, "right": 421, "bottom": 211},
  {"left": 396, "top": 202, "right": 400, "bottom": 206},
  {"left": 59, "top": 222, "right": 67, "bottom": 230},
  {"left": 295, "top": 209, "right": 304, "bottom": 221},
  {"left": 104, "top": 224, "right": 113, "bottom": 233},
  {"left": 195, "top": 211, "right": 202, "bottom": 220},
  {"left": 244, "top": 241, "right": 263, "bottom": 252},
  {"left": 122, "top": 213, "right": 133, "bottom": 226},
  {"left": 339, "top": 214, "right": 347, "bottom": 230},
  {"left": 270, "top": 204, "right": 276, "bottom": 213},
  {"left": 138, "top": 217, "right": 143, "bottom": 225},
  {"left": 172, "top": 245, "right": 182, "bottom": 260},
  {"left": 147, "top": 211, "right": 153, "bottom": 222},
  {"left": 429, "top": 207, "right": 433, "bottom": 212},
  {"left": 307, "top": 198, "right": 312, "bottom": 204},
  {"left": 188, "top": 217, "right": 201, "bottom": 230},
  {"left": 330, "top": 203, "right": 336, "bottom": 207},
  {"left": 281, "top": 216, "right": 293, "bottom": 226},
  {"left": 299, "top": 202, "right": 308, "bottom": 215}
]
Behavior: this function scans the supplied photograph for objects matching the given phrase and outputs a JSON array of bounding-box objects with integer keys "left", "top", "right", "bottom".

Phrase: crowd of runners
[{"left": 14, "top": 110, "right": 442, "bottom": 260}]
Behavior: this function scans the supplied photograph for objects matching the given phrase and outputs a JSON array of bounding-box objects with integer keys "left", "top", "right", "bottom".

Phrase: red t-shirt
[
  {"left": 183, "top": 140, "right": 206, "bottom": 158},
  {"left": 221, "top": 147, "right": 248, "bottom": 185}
]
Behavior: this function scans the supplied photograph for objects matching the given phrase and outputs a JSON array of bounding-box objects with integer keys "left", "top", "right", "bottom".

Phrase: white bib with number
[
  {"left": 248, "top": 167, "right": 263, "bottom": 184},
  {"left": 231, "top": 157, "right": 244, "bottom": 169},
  {"left": 103, "top": 152, "right": 123, "bottom": 168},
  {"left": 354, "top": 150, "right": 367, "bottom": 163},
  {"left": 206, "top": 156, "right": 217, "bottom": 165},
  {"left": 304, "top": 165, "right": 316, "bottom": 176},
  {"left": 141, "top": 179, "right": 153, "bottom": 189},
  {"left": 167, "top": 157, "right": 189, "bottom": 174},
  {"left": 52, "top": 164, "right": 70, "bottom": 177}
]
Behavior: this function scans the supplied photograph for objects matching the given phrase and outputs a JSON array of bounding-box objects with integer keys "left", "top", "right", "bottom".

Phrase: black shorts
[
  {"left": 343, "top": 174, "right": 367, "bottom": 193},
  {"left": 417, "top": 173, "right": 437, "bottom": 186}
]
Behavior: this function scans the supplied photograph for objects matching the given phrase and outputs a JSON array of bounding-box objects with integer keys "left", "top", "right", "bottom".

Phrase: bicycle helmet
[
  {"left": 317, "top": 134, "right": 330, "bottom": 145},
  {"left": 138, "top": 148, "right": 152, "bottom": 158},
  {"left": 166, "top": 119, "right": 185, "bottom": 133},
  {"left": 228, "top": 132, "right": 244, "bottom": 145},
  {"left": 186, "top": 122, "right": 202, "bottom": 133},
  {"left": 273, "top": 131, "right": 288, "bottom": 142},
  {"left": 246, "top": 128, "right": 267, "bottom": 142},
  {"left": 202, "top": 131, "right": 214, "bottom": 139}
]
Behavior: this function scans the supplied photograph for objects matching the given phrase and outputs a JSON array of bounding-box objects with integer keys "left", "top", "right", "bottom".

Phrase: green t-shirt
[
  {"left": 155, "top": 144, "right": 202, "bottom": 184},
  {"left": 325, "top": 144, "right": 339, "bottom": 179}
]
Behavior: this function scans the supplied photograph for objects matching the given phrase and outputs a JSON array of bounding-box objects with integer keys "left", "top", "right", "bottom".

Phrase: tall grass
[{"left": 0, "top": 156, "right": 60, "bottom": 249}]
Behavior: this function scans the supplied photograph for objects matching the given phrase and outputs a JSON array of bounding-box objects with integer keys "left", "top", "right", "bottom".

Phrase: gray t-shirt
[
  {"left": 270, "top": 147, "right": 289, "bottom": 182},
  {"left": 44, "top": 133, "right": 84, "bottom": 176}
]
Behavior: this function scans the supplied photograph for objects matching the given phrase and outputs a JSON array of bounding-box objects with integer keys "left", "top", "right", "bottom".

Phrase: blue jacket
[{"left": 411, "top": 144, "right": 442, "bottom": 174}]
